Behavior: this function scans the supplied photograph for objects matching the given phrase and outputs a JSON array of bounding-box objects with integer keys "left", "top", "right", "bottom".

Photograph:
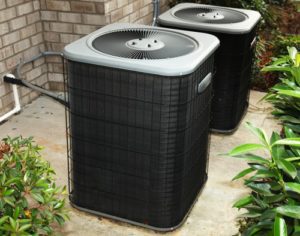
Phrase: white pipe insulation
[{"left": 0, "top": 74, "right": 21, "bottom": 123}]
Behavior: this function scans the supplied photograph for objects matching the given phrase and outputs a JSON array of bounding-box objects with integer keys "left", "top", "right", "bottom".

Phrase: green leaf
[
  {"left": 252, "top": 196, "right": 269, "bottom": 209},
  {"left": 54, "top": 201, "right": 64, "bottom": 210},
  {"left": 245, "top": 122, "right": 270, "bottom": 147},
  {"left": 283, "top": 121, "right": 300, "bottom": 132},
  {"left": 13, "top": 207, "right": 20, "bottom": 220},
  {"left": 249, "top": 169, "right": 278, "bottom": 180},
  {"left": 260, "top": 209, "right": 276, "bottom": 220},
  {"left": 285, "top": 157, "right": 300, "bottom": 162},
  {"left": 228, "top": 143, "right": 266, "bottom": 156},
  {"left": 5, "top": 178, "right": 21, "bottom": 186},
  {"left": 1, "top": 173, "right": 6, "bottom": 186},
  {"left": 56, "top": 212, "right": 70, "bottom": 221},
  {"left": 271, "top": 132, "right": 287, "bottom": 160},
  {"left": 276, "top": 205, "right": 300, "bottom": 219},
  {"left": 35, "top": 179, "right": 48, "bottom": 188},
  {"left": 249, "top": 164, "right": 269, "bottom": 171},
  {"left": 246, "top": 182, "right": 273, "bottom": 196},
  {"left": 18, "top": 219, "right": 31, "bottom": 224},
  {"left": 285, "top": 123, "right": 300, "bottom": 133},
  {"left": 288, "top": 47, "right": 298, "bottom": 64},
  {"left": 18, "top": 224, "right": 32, "bottom": 232},
  {"left": 264, "top": 194, "right": 285, "bottom": 204},
  {"left": 30, "top": 193, "right": 44, "bottom": 204},
  {"left": 233, "top": 195, "right": 253, "bottom": 209},
  {"left": 272, "top": 138, "right": 300, "bottom": 147},
  {"left": 232, "top": 168, "right": 254, "bottom": 181},
  {"left": 284, "top": 127, "right": 300, "bottom": 156},
  {"left": 0, "top": 216, "right": 9, "bottom": 226},
  {"left": 240, "top": 211, "right": 262, "bottom": 218},
  {"left": 278, "top": 90, "right": 300, "bottom": 98},
  {"left": 4, "top": 197, "right": 15, "bottom": 207},
  {"left": 230, "top": 154, "right": 270, "bottom": 165},
  {"left": 23, "top": 171, "right": 30, "bottom": 183},
  {"left": 9, "top": 217, "right": 16, "bottom": 230},
  {"left": 285, "top": 182, "right": 300, "bottom": 194},
  {"left": 276, "top": 159, "right": 297, "bottom": 179},
  {"left": 42, "top": 226, "right": 52, "bottom": 234},
  {"left": 3, "top": 189, "right": 15, "bottom": 196},
  {"left": 273, "top": 215, "right": 287, "bottom": 236},
  {"left": 54, "top": 214, "right": 65, "bottom": 226},
  {"left": 262, "top": 65, "right": 293, "bottom": 73},
  {"left": 280, "top": 115, "right": 300, "bottom": 124}
]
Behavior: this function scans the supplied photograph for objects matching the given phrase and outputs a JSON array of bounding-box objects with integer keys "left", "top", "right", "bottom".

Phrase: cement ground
[{"left": 0, "top": 90, "right": 280, "bottom": 236}]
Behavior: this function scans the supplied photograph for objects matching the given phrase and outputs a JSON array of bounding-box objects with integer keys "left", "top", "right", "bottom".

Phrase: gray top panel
[
  {"left": 158, "top": 3, "right": 261, "bottom": 34},
  {"left": 63, "top": 23, "right": 219, "bottom": 76}
]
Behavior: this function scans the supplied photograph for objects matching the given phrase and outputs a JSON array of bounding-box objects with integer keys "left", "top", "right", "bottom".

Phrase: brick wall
[
  {"left": 0, "top": 0, "right": 169, "bottom": 117},
  {"left": 0, "top": 0, "right": 47, "bottom": 116},
  {"left": 42, "top": 0, "right": 169, "bottom": 88}
]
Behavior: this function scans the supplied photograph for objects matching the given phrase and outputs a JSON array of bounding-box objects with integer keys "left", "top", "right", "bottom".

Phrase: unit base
[
  {"left": 210, "top": 102, "right": 249, "bottom": 134},
  {"left": 69, "top": 175, "right": 208, "bottom": 232}
]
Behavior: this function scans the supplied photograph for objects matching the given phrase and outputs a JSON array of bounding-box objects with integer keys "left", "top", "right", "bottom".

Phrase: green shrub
[
  {"left": 273, "top": 36, "right": 300, "bottom": 58},
  {"left": 0, "top": 136, "right": 69, "bottom": 235},
  {"left": 227, "top": 123, "right": 300, "bottom": 236},
  {"left": 263, "top": 47, "right": 300, "bottom": 134}
]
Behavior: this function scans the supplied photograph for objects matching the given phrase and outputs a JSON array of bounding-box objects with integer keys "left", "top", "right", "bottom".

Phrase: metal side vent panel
[
  {"left": 174, "top": 6, "right": 247, "bottom": 24},
  {"left": 92, "top": 29, "right": 197, "bottom": 60}
]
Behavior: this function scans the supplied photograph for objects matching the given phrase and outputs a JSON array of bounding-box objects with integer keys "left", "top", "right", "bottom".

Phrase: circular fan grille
[
  {"left": 174, "top": 7, "right": 247, "bottom": 24},
  {"left": 92, "top": 29, "right": 197, "bottom": 60}
]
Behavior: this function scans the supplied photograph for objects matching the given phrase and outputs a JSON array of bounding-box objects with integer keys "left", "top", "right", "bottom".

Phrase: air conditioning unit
[
  {"left": 158, "top": 3, "right": 261, "bottom": 133},
  {"left": 63, "top": 23, "right": 219, "bottom": 230}
]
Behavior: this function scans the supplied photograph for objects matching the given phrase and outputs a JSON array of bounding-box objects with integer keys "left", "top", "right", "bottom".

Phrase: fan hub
[
  {"left": 197, "top": 12, "right": 224, "bottom": 20},
  {"left": 126, "top": 38, "right": 165, "bottom": 51}
]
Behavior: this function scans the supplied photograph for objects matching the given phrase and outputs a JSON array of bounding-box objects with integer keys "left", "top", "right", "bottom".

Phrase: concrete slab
[{"left": 0, "top": 90, "right": 280, "bottom": 236}]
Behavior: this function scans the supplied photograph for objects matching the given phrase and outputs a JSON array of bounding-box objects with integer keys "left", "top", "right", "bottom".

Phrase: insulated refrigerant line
[
  {"left": 1, "top": 51, "right": 68, "bottom": 122},
  {"left": 152, "top": 0, "right": 160, "bottom": 26}
]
